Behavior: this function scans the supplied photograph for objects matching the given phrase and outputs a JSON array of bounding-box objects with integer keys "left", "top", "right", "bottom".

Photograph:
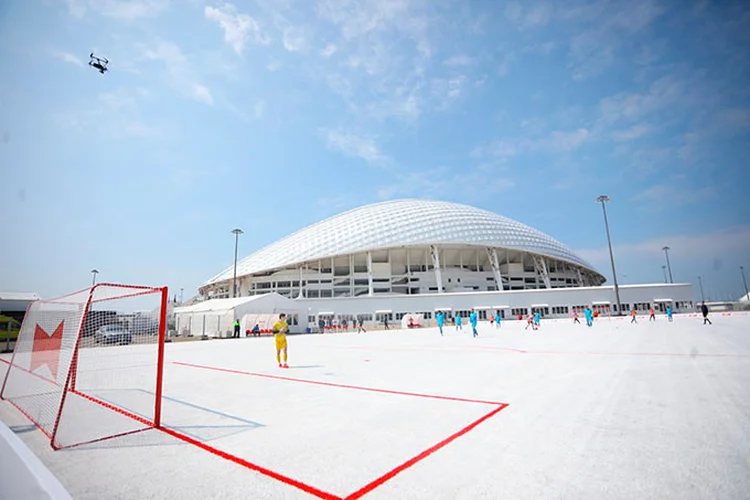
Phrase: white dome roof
[{"left": 205, "top": 199, "right": 599, "bottom": 285}]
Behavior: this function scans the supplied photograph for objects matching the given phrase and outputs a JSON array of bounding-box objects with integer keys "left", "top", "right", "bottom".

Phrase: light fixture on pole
[
  {"left": 698, "top": 276, "right": 705, "bottom": 302},
  {"left": 741, "top": 266, "right": 749, "bottom": 300},
  {"left": 231, "top": 228, "right": 244, "bottom": 298},
  {"left": 595, "top": 195, "right": 623, "bottom": 316},
  {"left": 662, "top": 246, "right": 673, "bottom": 283},
  {"left": 91, "top": 269, "right": 99, "bottom": 286},
  {"left": 180, "top": 287, "right": 184, "bottom": 304},
  {"left": 661, "top": 265, "right": 668, "bottom": 283}
]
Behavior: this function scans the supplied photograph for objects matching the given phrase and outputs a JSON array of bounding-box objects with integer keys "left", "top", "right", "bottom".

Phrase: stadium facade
[{"left": 197, "top": 199, "right": 694, "bottom": 330}]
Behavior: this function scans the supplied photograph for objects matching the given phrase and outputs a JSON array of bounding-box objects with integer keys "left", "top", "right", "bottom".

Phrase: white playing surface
[{"left": 2, "top": 312, "right": 749, "bottom": 499}]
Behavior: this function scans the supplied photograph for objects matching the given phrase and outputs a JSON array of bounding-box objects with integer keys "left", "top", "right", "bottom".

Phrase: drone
[{"left": 88, "top": 53, "right": 109, "bottom": 74}]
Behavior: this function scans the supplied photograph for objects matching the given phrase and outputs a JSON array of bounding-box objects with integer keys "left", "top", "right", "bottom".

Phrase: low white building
[
  {"left": 174, "top": 293, "right": 305, "bottom": 338},
  {"left": 297, "top": 283, "right": 694, "bottom": 329}
]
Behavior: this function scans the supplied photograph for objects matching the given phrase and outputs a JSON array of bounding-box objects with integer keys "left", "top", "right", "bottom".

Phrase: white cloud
[
  {"left": 321, "top": 43, "right": 337, "bottom": 57},
  {"left": 442, "top": 55, "right": 473, "bottom": 66},
  {"left": 610, "top": 123, "right": 651, "bottom": 141},
  {"left": 566, "top": 1, "right": 664, "bottom": 81},
  {"left": 267, "top": 59, "right": 280, "bottom": 71},
  {"left": 205, "top": 3, "right": 269, "bottom": 54},
  {"left": 123, "top": 121, "right": 166, "bottom": 139},
  {"left": 141, "top": 41, "right": 213, "bottom": 105},
  {"left": 282, "top": 27, "right": 305, "bottom": 52},
  {"left": 504, "top": 2, "right": 553, "bottom": 30},
  {"left": 323, "top": 128, "right": 389, "bottom": 166},
  {"left": 74, "top": 0, "right": 170, "bottom": 20},
  {"left": 472, "top": 128, "right": 590, "bottom": 160},
  {"left": 544, "top": 128, "right": 590, "bottom": 151},
  {"left": 52, "top": 50, "right": 83, "bottom": 67},
  {"left": 378, "top": 165, "right": 515, "bottom": 202},
  {"left": 576, "top": 226, "right": 750, "bottom": 263},
  {"left": 632, "top": 184, "right": 717, "bottom": 210}
]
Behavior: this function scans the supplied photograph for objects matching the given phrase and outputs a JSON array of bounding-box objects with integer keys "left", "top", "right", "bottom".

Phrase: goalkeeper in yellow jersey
[{"left": 273, "top": 313, "right": 290, "bottom": 368}]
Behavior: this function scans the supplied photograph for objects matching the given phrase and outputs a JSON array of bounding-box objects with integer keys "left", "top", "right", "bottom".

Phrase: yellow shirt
[{"left": 272, "top": 320, "right": 289, "bottom": 336}]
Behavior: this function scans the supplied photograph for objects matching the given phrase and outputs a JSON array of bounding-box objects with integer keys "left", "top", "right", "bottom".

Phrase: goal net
[{"left": 0, "top": 283, "right": 168, "bottom": 449}]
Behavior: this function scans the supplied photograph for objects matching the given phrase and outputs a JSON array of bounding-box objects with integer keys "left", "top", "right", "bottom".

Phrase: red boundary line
[
  {"left": 159, "top": 426, "right": 341, "bottom": 500},
  {"left": 174, "top": 361, "right": 508, "bottom": 499},
  {"left": 172, "top": 361, "right": 504, "bottom": 405},
  {"left": 344, "top": 403, "right": 508, "bottom": 500}
]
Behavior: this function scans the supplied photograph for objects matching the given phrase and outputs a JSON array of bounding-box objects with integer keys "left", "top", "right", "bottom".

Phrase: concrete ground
[{"left": 1, "top": 312, "right": 749, "bottom": 500}]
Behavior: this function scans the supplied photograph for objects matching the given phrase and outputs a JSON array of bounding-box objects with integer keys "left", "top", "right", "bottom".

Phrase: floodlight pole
[
  {"left": 180, "top": 288, "right": 184, "bottom": 304},
  {"left": 595, "top": 195, "right": 623, "bottom": 316},
  {"left": 741, "top": 266, "right": 749, "bottom": 300},
  {"left": 91, "top": 269, "right": 99, "bottom": 286},
  {"left": 231, "top": 228, "right": 244, "bottom": 298},
  {"left": 661, "top": 265, "right": 668, "bottom": 283},
  {"left": 662, "top": 246, "right": 673, "bottom": 283},
  {"left": 698, "top": 276, "right": 705, "bottom": 302}
]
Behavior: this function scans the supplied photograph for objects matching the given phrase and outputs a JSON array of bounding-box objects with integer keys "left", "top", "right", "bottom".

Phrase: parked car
[{"left": 94, "top": 324, "right": 132, "bottom": 345}]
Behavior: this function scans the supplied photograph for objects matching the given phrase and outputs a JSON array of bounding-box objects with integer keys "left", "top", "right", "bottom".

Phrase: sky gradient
[{"left": 1, "top": 0, "right": 749, "bottom": 302}]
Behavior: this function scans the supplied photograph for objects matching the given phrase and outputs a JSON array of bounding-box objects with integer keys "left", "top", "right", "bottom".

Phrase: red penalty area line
[
  {"left": 158, "top": 426, "right": 341, "bottom": 500},
  {"left": 173, "top": 361, "right": 506, "bottom": 406},
  {"left": 344, "top": 403, "right": 508, "bottom": 500}
]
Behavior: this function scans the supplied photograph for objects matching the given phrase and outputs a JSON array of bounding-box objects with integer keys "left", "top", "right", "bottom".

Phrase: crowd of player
[{"left": 259, "top": 301, "right": 715, "bottom": 368}]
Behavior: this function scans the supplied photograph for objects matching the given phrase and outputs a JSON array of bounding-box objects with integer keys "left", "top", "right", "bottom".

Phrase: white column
[
  {"left": 535, "top": 256, "right": 551, "bottom": 289},
  {"left": 486, "top": 247, "right": 504, "bottom": 291},
  {"left": 406, "top": 249, "right": 411, "bottom": 295},
  {"left": 430, "top": 245, "right": 443, "bottom": 293},
  {"left": 367, "top": 251, "right": 374, "bottom": 296}
]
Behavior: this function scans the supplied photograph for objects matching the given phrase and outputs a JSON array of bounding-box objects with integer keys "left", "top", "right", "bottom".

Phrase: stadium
[{"left": 187, "top": 199, "right": 694, "bottom": 335}]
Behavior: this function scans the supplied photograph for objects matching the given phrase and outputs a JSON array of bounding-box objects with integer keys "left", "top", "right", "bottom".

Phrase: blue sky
[{"left": 1, "top": 0, "right": 749, "bottom": 302}]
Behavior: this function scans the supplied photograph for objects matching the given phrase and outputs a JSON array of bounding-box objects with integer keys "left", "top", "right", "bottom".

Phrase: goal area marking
[{"left": 167, "top": 361, "right": 508, "bottom": 500}]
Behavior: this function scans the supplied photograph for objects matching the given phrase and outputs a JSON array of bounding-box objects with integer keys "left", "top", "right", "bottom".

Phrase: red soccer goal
[{"left": 0, "top": 283, "right": 168, "bottom": 449}]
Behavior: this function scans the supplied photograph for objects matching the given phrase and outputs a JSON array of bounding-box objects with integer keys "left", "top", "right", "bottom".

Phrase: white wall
[{"left": 0, "top": 421, "right": 71, "bottom": 500}]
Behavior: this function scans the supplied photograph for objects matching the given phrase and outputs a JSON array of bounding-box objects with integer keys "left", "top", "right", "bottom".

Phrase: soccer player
[
  {"left": 534, "top": 311, "right": 541, "bottom": 328},
  {"left": 436, "top": 311, "right": 445, "bottom": 336},
  {"left": 630, "top": 307, "right": 638, "bottom": 324},
  {"left": 469, "top": 309, "right": 478, "bottom": 337},
  {"left": 649, "top": 308, "right": 656, "bottom": 321},
  {"left": 495, "top": 312, "right": 501, "bottom": 328},
  {"left": 455, "top": 313, "right": 463, "bottom": 331},
  {"left": 573, "top": 311, "right": 581, "bottom": 324},
  {"left": 666, "top": 306, "right": 673, "bottom": 322},
  {"left": 273, "top": 313, "right": 290, "bottom": 368},
  {"left": 584, "top": 307, "right": 593, "bottom": 327},
  {"left": 701, "top": 301, "right": 712, "bottom": 325}
]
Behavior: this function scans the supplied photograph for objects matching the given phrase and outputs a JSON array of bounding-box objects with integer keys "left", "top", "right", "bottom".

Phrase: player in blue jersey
[
  {"left": 469, "top": 309, "right": 478, "bottom": 337},
  {"left": 436, "top": 311, "right": 445, "bottom": 336},
  {"left": 455, "top": 313, "right": 463, "bottom": 331}
]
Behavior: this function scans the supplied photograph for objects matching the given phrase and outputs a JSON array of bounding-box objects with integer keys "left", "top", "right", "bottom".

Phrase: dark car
[{"left": 94, "top": 324, "right": 132, "bottom": 345}]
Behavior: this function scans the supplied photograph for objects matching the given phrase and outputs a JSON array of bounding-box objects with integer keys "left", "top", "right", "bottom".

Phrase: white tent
[{"left": 174, "top": 293, "right": 306, "bottom": 338}]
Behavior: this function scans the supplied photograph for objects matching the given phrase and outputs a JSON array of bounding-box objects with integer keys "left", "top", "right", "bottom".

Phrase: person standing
[
  {"left": 584, "top": 307, "right": 593, "bottom": 327},
  {"left": 573, "top": 311, "right": 581, "bottom": 324},
  {"left": 273, "top": 313, "right": 290, "bottom": 368},
  {"left": 534, "top": 311, "right": 541, "bottom": 328},
  {"left": 357, "top": 315, "right": 366, "bottom": 333},
  {"left": 630, "top": 308, "right": 638, "bottom": 324},
  {"left": 701, "top": 301, "right": 712, "bottom": 325},
  {"left": 495, "top": 312, "right": 501, "bottom": 328},
  {"left": 666, "top": 306, "right": 673, "bottom": 322},
  {"left": 436, "top": 311, "right": 445, "bottom": 336},
  {"left": 649, "top": 308, "right": 656, "bottom": 322},
  {"left": 469, "top": 309, "right": 478, "bottom": 337},
  {"left": 455, "top": 313, "right": 463, "bottom": 331},
  {"left": 233, "top": 318, "right": 241, "bottom": 338}
]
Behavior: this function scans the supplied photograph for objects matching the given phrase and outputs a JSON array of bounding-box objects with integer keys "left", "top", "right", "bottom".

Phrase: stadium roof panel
[{"left": 204, "top": 199, "right": 600, "bottom": 285}]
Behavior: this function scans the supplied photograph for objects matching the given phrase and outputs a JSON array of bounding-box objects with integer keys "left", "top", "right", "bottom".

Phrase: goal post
[{"left": 0, "top": 283, "right": 168, "bottom": 450}]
